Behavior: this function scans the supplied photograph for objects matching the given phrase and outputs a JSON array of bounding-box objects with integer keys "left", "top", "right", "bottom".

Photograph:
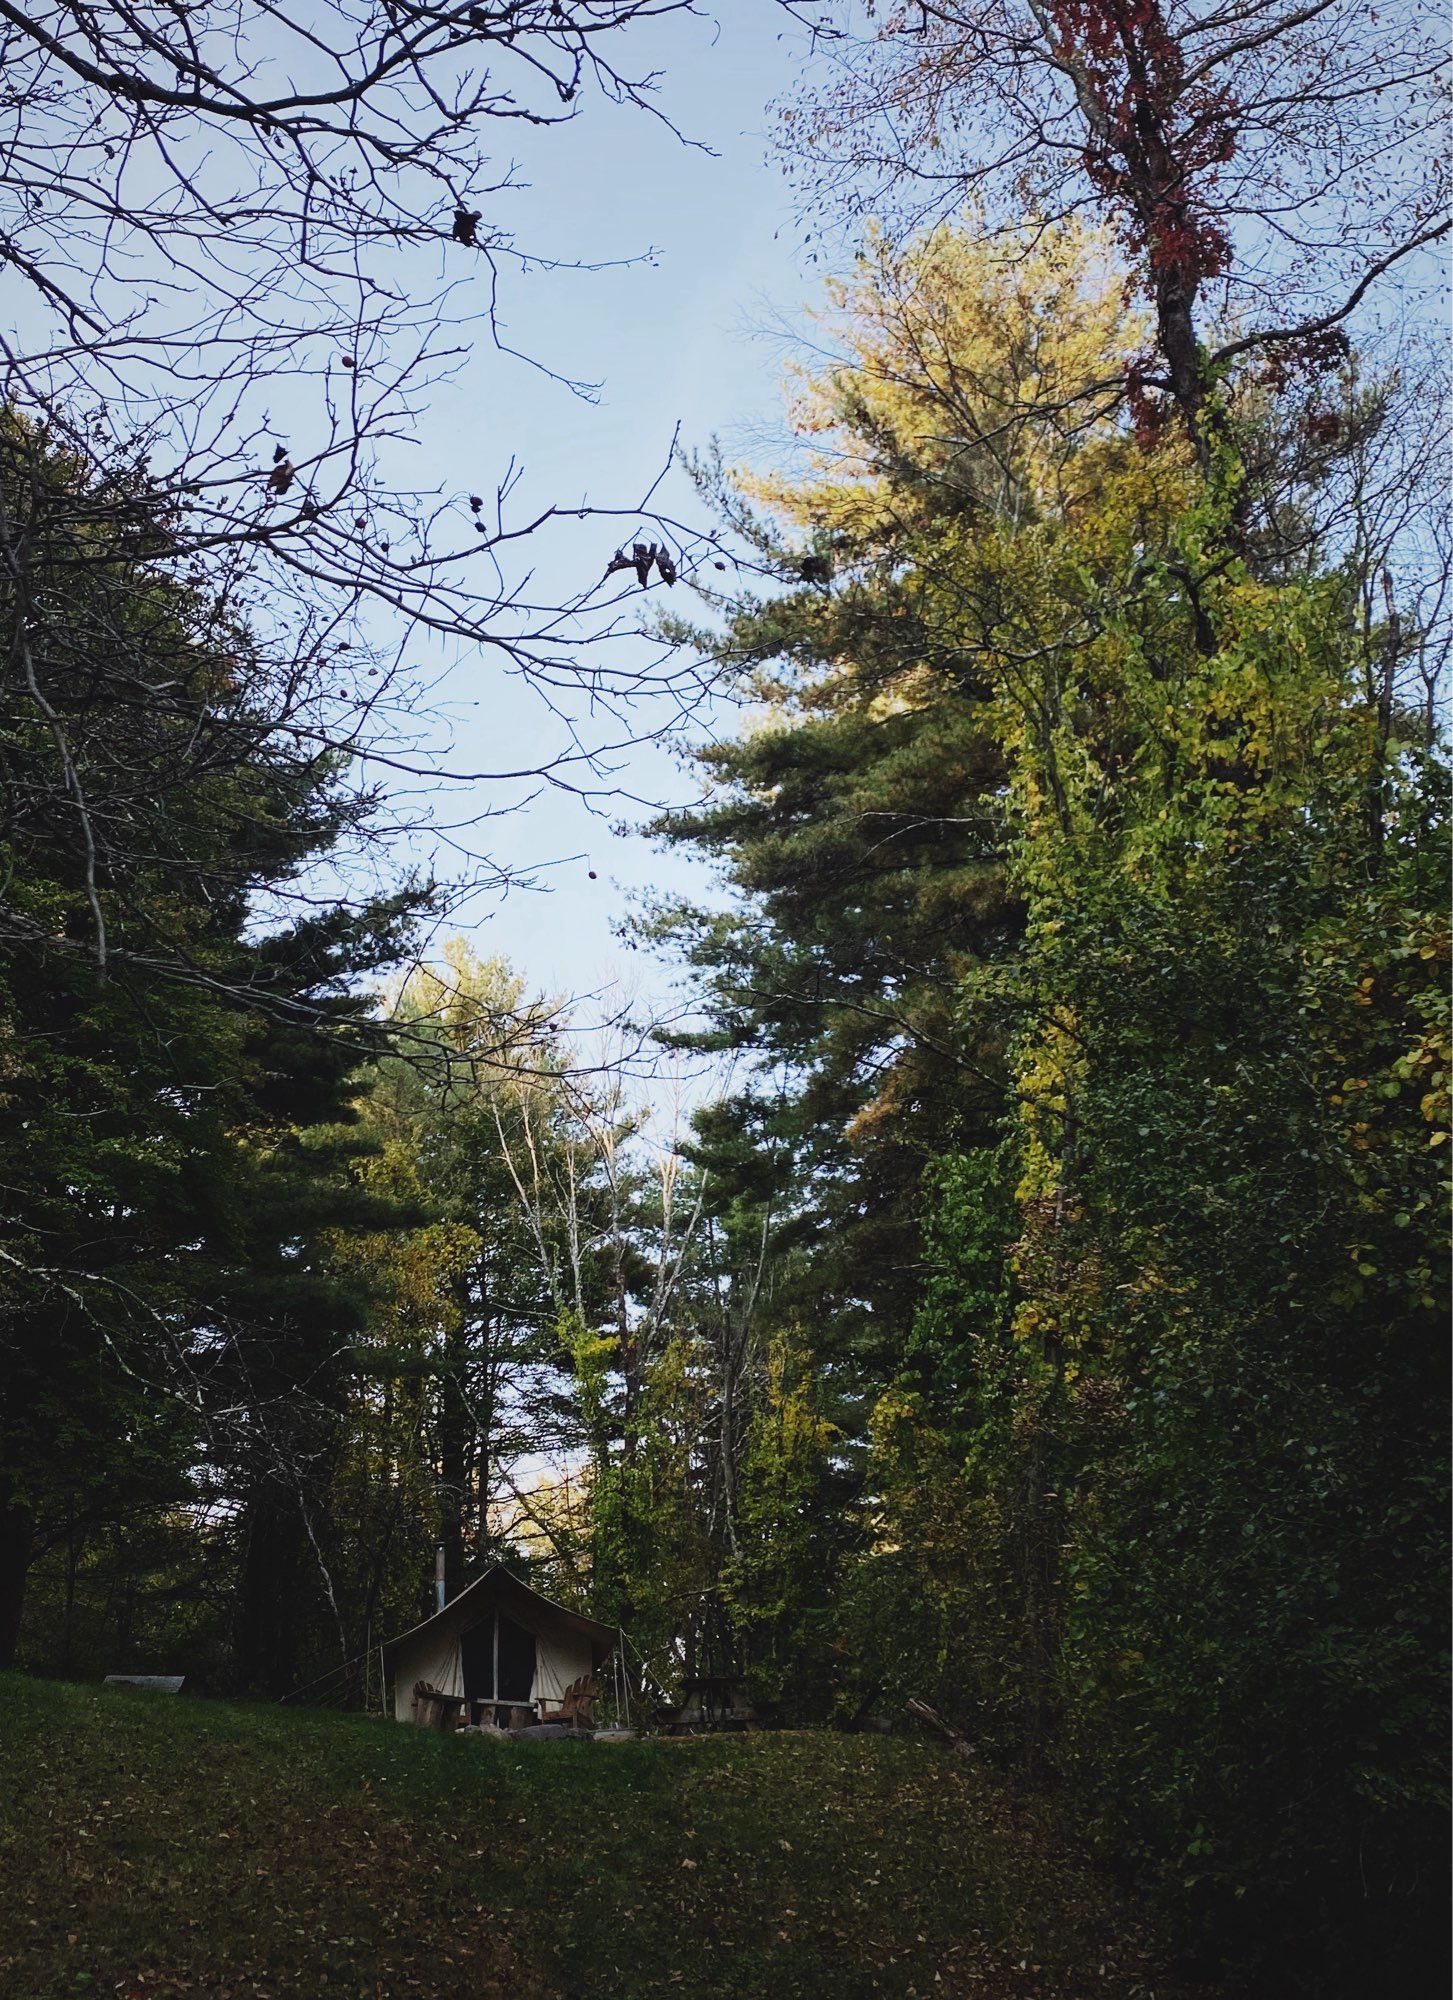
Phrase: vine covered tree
[
  {"left": 785, "top": 1, "right": 1448, "bottom": 444},
  {"left": 652, "top": 193, "right": 1448, "bottom": 1986}
]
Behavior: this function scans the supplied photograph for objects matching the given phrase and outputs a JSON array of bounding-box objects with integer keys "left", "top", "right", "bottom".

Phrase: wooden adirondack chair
[{"left": 537, "top": 1672, "right": 596, "bottom": 1727}]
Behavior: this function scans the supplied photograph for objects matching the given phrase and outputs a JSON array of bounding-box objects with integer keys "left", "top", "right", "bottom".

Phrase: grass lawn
[{"left": 0, "top": 1673, "right": 1212, "bottom": 2000}]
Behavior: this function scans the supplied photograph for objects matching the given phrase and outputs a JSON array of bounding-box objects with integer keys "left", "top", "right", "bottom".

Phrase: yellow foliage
[{"left": 744, "top": 218, "right": 1147, "bottom": 540}]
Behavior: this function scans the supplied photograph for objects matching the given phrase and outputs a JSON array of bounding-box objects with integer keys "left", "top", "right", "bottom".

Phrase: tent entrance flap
[
  {"left": 460, "top": 1620, "right": 491, "bottom": 1703},
  {"left": 498, "top": 1612, "right": 535, "bottom": 1701},
  {"left": 460, "top": 1612, "right": 537, "bottom": 1703}
]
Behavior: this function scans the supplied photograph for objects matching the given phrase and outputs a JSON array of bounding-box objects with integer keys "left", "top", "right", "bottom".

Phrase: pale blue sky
[
  {"left": 396, "top": 5, "right": 827, "bottom": 1019},
  {"left": 0, "top": 1, "right": 839, "bottom": 1035}
]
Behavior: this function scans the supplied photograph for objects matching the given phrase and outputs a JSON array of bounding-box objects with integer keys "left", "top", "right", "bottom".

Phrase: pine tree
[{"left": 0, "top": 416, "right": 423, "bottom": 1677}]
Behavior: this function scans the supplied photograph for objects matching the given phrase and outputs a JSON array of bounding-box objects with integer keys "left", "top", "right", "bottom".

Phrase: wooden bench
[{"left": 412, "top": 1680, "right": 466, "bottom": 1729}]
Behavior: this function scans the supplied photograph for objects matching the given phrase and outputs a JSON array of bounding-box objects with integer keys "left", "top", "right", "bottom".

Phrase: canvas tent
[{"left": 380, "top": 1564, "right": 616, "bottom": 1724}]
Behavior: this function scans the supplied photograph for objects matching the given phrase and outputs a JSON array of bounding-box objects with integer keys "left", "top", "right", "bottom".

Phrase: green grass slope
[{"left": 0, "top": 1674, "right": 1211, "bottom": 2000}]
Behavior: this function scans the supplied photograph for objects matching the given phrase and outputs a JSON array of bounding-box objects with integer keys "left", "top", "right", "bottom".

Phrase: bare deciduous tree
[{"left": 0, "top": 2, "right": 757, "bottom": 988}]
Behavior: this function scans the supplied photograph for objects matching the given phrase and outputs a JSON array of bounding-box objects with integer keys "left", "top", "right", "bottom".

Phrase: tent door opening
[{"left": 460, "top": 1611, "right": 536, "bottom": 1709}]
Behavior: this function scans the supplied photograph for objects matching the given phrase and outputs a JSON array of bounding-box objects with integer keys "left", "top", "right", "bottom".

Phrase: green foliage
[
  {"left": 1041, "top": 783, "right": 1450, "bottom": 1986},
  {"left": 1, "top": 415, "right": 423, "bottom": 1689},
  {"left": 725, "top": 1329, "right": 844, "bottom": 1712},
  {"left": 838, "top": 1144, "right": 1026, "bottom": 1739},
  {"left": 905, "top": 1147, "right": 1018, "bottom": 1445},
  {"left": 588, "top": 1327, "right": 716, "bottom": 1674},
  {"left": 657, "top": 221, "right": 1449, "bottom": 1993},
  {"left": 646, "top": 233, "right": 1126, "bottom": 1357}
]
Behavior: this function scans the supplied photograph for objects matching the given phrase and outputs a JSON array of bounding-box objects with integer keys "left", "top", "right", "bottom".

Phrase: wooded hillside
[{"left": 1, "top": 4, "right": 1446, "bottom": 1995}]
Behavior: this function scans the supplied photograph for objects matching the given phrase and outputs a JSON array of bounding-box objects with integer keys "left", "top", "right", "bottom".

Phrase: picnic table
[{"left": 666, "top": 1674, "right": 759, "bottom": 1732}]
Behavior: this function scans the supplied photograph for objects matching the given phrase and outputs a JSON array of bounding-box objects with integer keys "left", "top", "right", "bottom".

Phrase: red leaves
[
  {"left": 1256, "top": 327, "right": 1353, "bottom": 395},
  {"left": 1125, "top": 359, "right": 1172, "bottom": 451},
  {"left": 1043, "top": 0, "right": 1238, "bottom": 292}
]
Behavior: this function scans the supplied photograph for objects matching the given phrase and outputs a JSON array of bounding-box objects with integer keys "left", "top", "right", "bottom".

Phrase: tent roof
[{"left": 379, "top": 1563, "right": 616, "bottom": 1666}]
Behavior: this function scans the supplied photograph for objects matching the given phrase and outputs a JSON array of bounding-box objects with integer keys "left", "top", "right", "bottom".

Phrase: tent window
[{"left": 460, "top": 1612, "right": 536, "bottom": 1703}]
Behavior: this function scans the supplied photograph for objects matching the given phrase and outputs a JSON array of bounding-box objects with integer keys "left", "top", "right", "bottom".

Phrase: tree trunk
[
  {"left": 234, "top": 1474, "right": 308, "bottom": 1695},
  {"left": 1019, "top": 1114, "right": 1077, "bottom": 1767},
  {"left": 1366, "top": 574, "right": 1400, "bottom": 859},
  {"left": 437, "top": 1318, "right": 473, "bottom": 1602},
  {"left": 62, "top": 1501, "right": 79, "bottom": 1675},
  {"left": 1154, "top": 269, "right": 1205, "bottom": 445},
  {"left": 0, "top": 1495, "right": 33, "bottom": 1669}
]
